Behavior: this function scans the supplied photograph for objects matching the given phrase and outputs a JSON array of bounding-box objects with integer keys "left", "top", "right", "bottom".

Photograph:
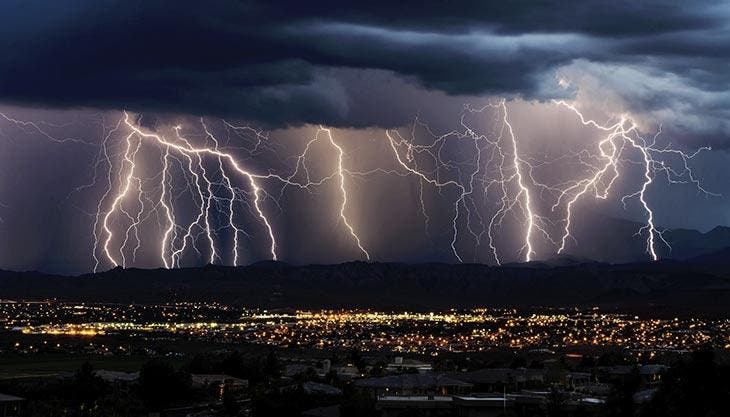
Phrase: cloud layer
[{"left": 1, "top": 1, "right": 729, "bottom": 137}]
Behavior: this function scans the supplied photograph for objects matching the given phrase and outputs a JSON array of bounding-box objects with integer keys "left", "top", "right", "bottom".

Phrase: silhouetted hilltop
[
  {"left": 560, "top": 214, "right": 730, "bottom": 263},
  {"left": 504, "top": 254, "right": 600, "bottom": 268},
  {"left": 686, "top": 245, "right": 730, "bottom": 266},
  {"left": 1, "top": 254, "right": 730, "bottom": 315}
]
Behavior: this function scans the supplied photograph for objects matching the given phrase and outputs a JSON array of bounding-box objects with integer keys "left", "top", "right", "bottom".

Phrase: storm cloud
[{"left": 1, "top": 0, "right": 729, "bottom": 136}]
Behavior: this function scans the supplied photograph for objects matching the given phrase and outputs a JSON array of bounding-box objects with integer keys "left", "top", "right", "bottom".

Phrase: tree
[
  {"left": 545, "top": 387, "right": 568, "bottom": 417},
  {"left": 340, "top": 390, "right": 377, "bottom": 417},
  {"left": 639, "top": 350, "right": 730, "bottom": 417},
  {"left": 69, "top": 362, "right": 107, "bottom": 403},
  {"left": 347, "top": 349, "right": 367, "bottom": 374},
  {"left": 264, "top": 351, "right": 282, "bottom": 379},
  {"left": 605, "top": 367, "right": 641, "bottom": 417},
  {"left": 137, "top": 359, "right": 192, "bottom": 410},
  {"left": 188, "top": 352, "right": 215, "bottom": 374}
]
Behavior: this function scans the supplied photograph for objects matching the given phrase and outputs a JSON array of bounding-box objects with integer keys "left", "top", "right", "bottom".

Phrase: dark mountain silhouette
[
  {"left": 561, "top": 214, "right": 730, "bottom": 263},
  {"left": 504, "top": 254, "right": 600, "bottom": 268},
  {"left": 662, "top": 226, "right": 730, "bottom": 259},
  {"left": 2, "top": 218, "right": 730, "bottom": 314},
  {"left": 1, "top": 252, "right": 730, "bottom": 314},
  {"left": 686, "top": 246, "right": 730, "bottom": 266}
]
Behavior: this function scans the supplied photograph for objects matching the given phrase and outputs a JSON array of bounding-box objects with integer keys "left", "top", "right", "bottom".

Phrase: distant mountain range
[
  {"left": 543, "top": 214, "right": 730, "bottom": 263},
  {"left": 1, "top": 246, "right": 730, "bottom": 315}
]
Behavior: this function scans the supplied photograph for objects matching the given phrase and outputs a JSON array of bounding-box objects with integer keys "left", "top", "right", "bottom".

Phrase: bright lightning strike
[
  {"left": 382, "top": 100, "right": 552, "bottom": 264},
  {"left": 551, "top": 100, "right": 715, "bottom": 260},
  {"left": 0, "top": 100, "right": 714, "bottom": 271},
  {"left": 319, "top": 126, "right": 370, "bottom": 260},
  {"left": 377, "top": 98, "right": 713, "bottom": 264},
  {"left": 95, "top": 112, "right": 280, "bottom": 270},
  {"left": 92, "top": 114, "right": 370, "bottom": 271}
]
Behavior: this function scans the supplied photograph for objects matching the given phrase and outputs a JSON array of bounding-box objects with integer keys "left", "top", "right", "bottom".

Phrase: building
[
  {"left": 302, "top": 405, "right": 340, "bottom": 417},
  {"left": 386, "top": 357, "right": 433, "bottom": 373},
  {"left": 451, "top": 368, "right": 546, "bottom": 392},
  {"left": 191, "top": 374, "right": 248, "bottom": 389},
  {"left": 334, "top": 365, "right": 361, "bottom": 380},
  {"left": 355, "top": 373, "right": 473, "bottom": 397},
  {"left": 600, "top": 364, "right": 668, "bottom": 386},
  {"left": 301, "top": 381, "right": 343, "bottom": 396},
  {"left": 191, "top": 374, "right": 248, "bottom": 401},
  {"left": 0, "top": 394, "right": 23, "bottom": 417},
  {"left": 94, "top": 369, "right": 139, "bottom": 383},
  {"left": 565, "top": 371, "right": 592, "bottom": 389},
  {"left": 639, "top": 364, "right": 667, "bottom": 385},
  {"left": 377, "top": 396, "right": 453, "bottom": 417},
  {"left": 452, "top": 395, "right": 511, "bottom": 417},
  {"left": 285, "top": 363, "right": 316, "bottom": 378}
]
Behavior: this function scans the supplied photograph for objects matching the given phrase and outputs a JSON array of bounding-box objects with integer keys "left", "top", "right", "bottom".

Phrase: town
[{"left": 0, "top": 301, "right": 727, "bottom": 416}]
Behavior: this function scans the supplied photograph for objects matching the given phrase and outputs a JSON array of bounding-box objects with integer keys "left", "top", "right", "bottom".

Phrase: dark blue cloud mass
[{"left": 0, "top": 0, "right": 728, "bottom": 139}]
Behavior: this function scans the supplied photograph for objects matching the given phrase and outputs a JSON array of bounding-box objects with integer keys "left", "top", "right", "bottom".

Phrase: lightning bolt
[
  {"left": 0, "top": 98, "right": 713, "bottom": 271},
  {"left": 382, "top": 100, "right": 549, "bottom": 264},
  {"left": 320, "top": 126, "right": 370, "bottom": 260},
  {"left": 95, "top": 112, "right": 278, "bottom": 269},
  {"left": 202, "top": 119, "right": 245, "bottom": 267},
  {"left": 384, "top": 128, "right": 469, "bottom": 261},
  {"left": 552, "top": 100, "right": 714, "bottom": 260},
  {"left": 375, "top": 98, "right": 713, "bottom": 264},
  {"left": 91, "top": 113, "right": 372, "bottom": 270},
  {"left": 0, "top": 112, "right": 96, "bottom": 146},
  {"left": 498, "top": 100, "right": 537, "bottom": 261}
]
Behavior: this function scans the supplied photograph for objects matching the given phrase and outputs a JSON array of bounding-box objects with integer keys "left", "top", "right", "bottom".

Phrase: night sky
[{"left": 1, "top": 1, "right": 730, "bottom": 274}]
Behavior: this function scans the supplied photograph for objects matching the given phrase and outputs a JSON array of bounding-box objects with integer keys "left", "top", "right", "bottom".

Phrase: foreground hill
[{"left": 1, "top": 253, "right": 730, "bottom": 314}]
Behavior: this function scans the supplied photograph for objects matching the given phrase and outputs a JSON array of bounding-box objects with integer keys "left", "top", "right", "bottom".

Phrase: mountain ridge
[{"left": 1, "top": 247, "right": 729, "bottom": 315}]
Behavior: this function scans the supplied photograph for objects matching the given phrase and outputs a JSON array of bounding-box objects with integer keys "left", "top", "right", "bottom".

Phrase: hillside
[{"left": 1, "top": 253, "right": 729, "bottom": 314}]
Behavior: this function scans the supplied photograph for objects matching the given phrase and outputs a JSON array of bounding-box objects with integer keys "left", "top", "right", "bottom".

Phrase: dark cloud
[{"left": 0, "top": 0, "right": 728, "bottom": 132}]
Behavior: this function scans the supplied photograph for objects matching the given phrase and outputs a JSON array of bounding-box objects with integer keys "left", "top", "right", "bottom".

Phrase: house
[
  {"left": 600, "top": 365, "right": 635, "bottom": 383},
  {"left": 386, "top": 357, "right": 433, "bottom": 373},
  {"left": 451, "top": 368, "right": 545, "bottom": 392},
  {"left": 0, "top": 394, "right": 23, "bottom": 417},
  {"left": 377, "top": 396, "right": 453, "bottom": 417},
  {"left": 375, "top": 389, "right": 607, "bottom": 417},
  {"left": 565, "top": 372, "right": 592, "bottom": 389},
  {"left": 285, "top": 363, "right": 316, "bottom": 378},
  {"left": 191, "top": 374, "right": 248, "bottom": 401},
  {"left": 639, "top": 365, "right": 667, "bottom": 385},
  {"left": 452, "top": 394, "right": 511, "bottom": 417},
  {"left": 191, "top": 374, "right": 248, "bottom": 389},
  {"left": 302, "top": 381, "right": 343, "bottom": 396},
  {"left": 600, "top": 364, "right": 668, "bottom": 386},
  {"left": 94, "top": 370, "right": 139, "bottom": 383},
  {"left": 355, "top": 373, "right": 472, "bottom": 397},
  {"left": 334, "top": 365, "right": 361, "bottom": 380},
  {"left": 302, "top": 405, "right": 340, "bottom": 417}
]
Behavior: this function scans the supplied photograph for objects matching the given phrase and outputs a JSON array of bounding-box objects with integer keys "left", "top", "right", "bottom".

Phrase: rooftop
[
  {"left": 0, "top": 393, "right": 24, "bottom": 403},
  {"left": 356, "top": 373, "right": 472, "bottom": 389}
]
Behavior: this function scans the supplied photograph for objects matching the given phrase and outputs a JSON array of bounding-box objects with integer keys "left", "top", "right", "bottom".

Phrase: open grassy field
[{"left": 0, "top": 353, "right": 164, "bottom": 379}]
